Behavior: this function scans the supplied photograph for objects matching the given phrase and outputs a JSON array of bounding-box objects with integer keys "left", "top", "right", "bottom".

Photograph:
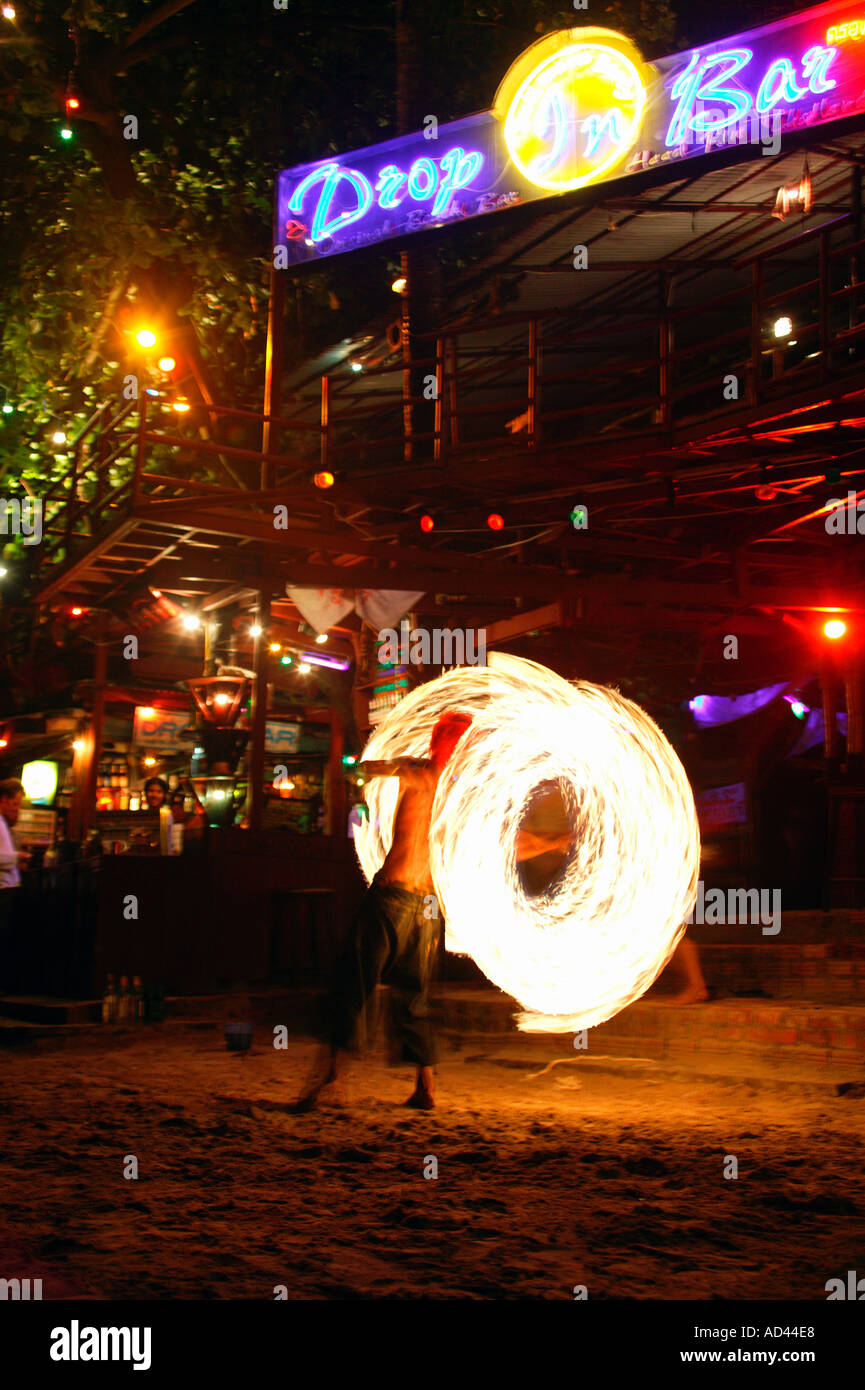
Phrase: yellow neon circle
[{"left": 495, "top": 28, "right": 650, "bottom": 193}]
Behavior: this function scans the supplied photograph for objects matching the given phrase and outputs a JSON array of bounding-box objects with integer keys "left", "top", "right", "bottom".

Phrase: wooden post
[
  {"left": 320, "top": 374, "right": 330, "bottom": 474},
  {"left": 80, "top": 619, "right": 108, "bottom": 838},
  {"left": 819, "top": 227, "right": 831, "bottom": 384},
  {"left": 132, "top": 391, "right": 147, "bottom": 507},
  {"left": 750, "top": 261, "right": 763, "bottom": 405},
  {"left": 261, "top": 257, "right": 285, "bottom": 491},
  {"left": 325, "top": 707, "right": 345, "bottom": 836},
  {"left": 658, "top": 271, "right": 673, "bottom": 429},
  {"left": 248, "top": 590, "right": 271, "bottom": 831},
  {"left": 822, "top": 657, "right": 840, "bottom": 763},
  {"left": 527, "top": 318, "right": 539, "bottom": 448},
  {"left": 434, "top": 336, "right": 444, "bottom": 462}
]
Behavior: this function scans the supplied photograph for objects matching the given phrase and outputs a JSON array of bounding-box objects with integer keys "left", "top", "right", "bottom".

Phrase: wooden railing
[{"left": 31, "top": 215, "right": 865, "bottom": 589}]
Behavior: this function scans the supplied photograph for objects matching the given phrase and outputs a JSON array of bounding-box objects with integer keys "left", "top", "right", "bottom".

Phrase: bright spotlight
[
  {"left": 824, "top": 618, "right": 846, "bottom": 639},
  {"left": 136, "top": 329, "right": 157, "bottom": 348},
  {"left": 773, "top": 316, "right": 793, "bottom": 339}
]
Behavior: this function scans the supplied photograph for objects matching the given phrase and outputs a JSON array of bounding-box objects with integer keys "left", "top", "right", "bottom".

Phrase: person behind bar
[
  {"left": 0, "top": 778, "right": 26, "bottom": 991},
  {"left": 295, "top": 711, "right": 572, "bottom": 1111},
  {"left": 143, "top": 777, "right": 169, "bottom": 810}
]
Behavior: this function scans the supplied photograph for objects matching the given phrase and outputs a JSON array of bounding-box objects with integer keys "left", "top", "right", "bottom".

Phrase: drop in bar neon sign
[{"left": 277, "top": 0, "right": 865, "bottom": 264}]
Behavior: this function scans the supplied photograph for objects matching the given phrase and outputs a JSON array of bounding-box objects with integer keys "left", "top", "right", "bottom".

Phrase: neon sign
[
  {"left": 827, "top": 19, "right": 865, "bottom": 42},
  {"left": 277, "top": 1, "right": 865, "bottom": 263},
  {"left": 287, "top": 146, "right": 485, "bottom": 244},
  {"left": 494, "top": 30, "right": 649, "bottom": 192},
  {"left": 665, "top": 44, "right": 839, "bottom": 144}
]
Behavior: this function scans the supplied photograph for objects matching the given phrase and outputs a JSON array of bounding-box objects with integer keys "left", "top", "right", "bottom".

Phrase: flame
[{"left": 355, "top": 654, "right": 699, "bottom": 1033}]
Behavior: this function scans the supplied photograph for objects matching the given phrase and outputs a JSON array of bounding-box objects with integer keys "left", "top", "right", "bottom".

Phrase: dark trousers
[
  {"left": 0, "top": 889, "right": 19, "bottom": 993},
  {"left": 331, "top": 876, "right": 438, "bottom": 1066}
]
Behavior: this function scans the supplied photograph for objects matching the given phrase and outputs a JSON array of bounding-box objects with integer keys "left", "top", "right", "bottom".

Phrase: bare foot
[
  {"left": 665, "top": 986, "right": 711, "bottom": 1005},
  {"left": 404, "top": 1086, "right": 435, "bottom": 1110}
]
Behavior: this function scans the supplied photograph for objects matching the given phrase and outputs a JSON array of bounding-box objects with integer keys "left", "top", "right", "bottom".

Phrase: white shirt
[{"left": 0, "top": 814, "right": 20, "bottom": 889}]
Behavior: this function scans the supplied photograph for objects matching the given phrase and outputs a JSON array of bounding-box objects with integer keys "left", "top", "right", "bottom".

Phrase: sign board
[
  {"left": 265, "top": 722, "right": 301, "bottom": 755},
  {"left": 16, "top": 807, "right": 57, "bottom": 846},
  {"left": 133, "top": 707, "right": 194, "bottom": 750},
  {"left": 278, "top": 2, "right": 865, "bottom": 262},
  {"left": 696, "top": 782, "right": 748, "bottom": 832},
  {"left": 133, "top": 708, "right": 301, "bottom": 756}
]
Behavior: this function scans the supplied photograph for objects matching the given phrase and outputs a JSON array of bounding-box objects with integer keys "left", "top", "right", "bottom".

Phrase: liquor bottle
[
  {"left": 117, "top": 975, "right": 130, "bottom": 1022},
  {"left": 132, "top": 976, "right": 144, "bottom": 1021},
  {"left": 102, "top": 974, "right": 117, "bottom": 1024}
]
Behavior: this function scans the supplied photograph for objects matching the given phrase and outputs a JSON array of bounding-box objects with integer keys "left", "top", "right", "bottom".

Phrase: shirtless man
[{"left": 295, "top": 711, "right": 571, "bottom": 1111}]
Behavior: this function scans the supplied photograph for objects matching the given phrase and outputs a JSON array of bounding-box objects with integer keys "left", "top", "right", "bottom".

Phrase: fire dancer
[{"left": 295, "top": 711, "right": 571, "bottom": 1111}]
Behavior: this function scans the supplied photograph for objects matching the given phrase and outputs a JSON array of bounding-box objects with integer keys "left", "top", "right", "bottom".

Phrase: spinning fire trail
[{"left": 355, "top": 655, "right": 700, "bottom": 1032}]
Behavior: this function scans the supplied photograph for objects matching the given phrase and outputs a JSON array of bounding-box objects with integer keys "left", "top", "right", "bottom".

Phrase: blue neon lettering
[
  {"left": 291, "top": 146, "right": 485, "bottom": 241},
  {"left": 801, "top": 45, "right": 838, "bottom": 93},
  {"left": 376, "top": 164, "right": 406, "bottom": 209},
  {"left": 289, "top": 163, "right": 373, "bottom": 242},
  {"left": 582, "top": 108, "right": 624, "bottom": 158},
  {"left": 433, "top": 147, "right": 483, "bottom": 216},
  {"left": 525, "top": 89, "right": 568, "bottom": 181},
  {"left": 666, "top": 48, "right": 753, "bottom": 144},
  {"left": 756, "top": 57, "right": 806, "bottom": 111},
  {"left": 407, "top": 157, "right": 438, "bottom": 200}
]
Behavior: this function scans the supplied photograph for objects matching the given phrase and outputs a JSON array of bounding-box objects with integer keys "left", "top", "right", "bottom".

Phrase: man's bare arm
[
  {"left": 515, "top": 828, "right": 573, "bottom": 862},
  {"left": 359, "top": 757, "right": 433, "bottom": 788}
]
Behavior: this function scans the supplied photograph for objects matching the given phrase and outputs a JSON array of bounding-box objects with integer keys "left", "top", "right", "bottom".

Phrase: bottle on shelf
[
  {"left": 132, "top": 975, "right": 144, "bottom": 1022},
  {"left": 102, "top": 973, "right": 117, "bottom": 1024},
  {"left": 117, "top": 975, "right": 130, "bottom": 1022}
]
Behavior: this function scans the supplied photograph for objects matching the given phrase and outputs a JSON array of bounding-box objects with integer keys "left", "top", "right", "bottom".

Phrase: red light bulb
[
  {"left": 420, "top": 515, "right": 434, "bottom": 533},
  {"left": 487, "top": 513, "right": 504, "bottom": 531}
]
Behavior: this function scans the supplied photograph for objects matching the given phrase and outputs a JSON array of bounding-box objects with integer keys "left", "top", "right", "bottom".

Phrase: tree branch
[{"left": 121, "top": 0, "right": 199, "bottom": 52}]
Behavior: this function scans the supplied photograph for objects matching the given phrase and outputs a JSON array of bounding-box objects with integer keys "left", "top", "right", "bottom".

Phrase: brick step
[
  {"left": 433, "top": 988, "right": 865, "bottom": 1066},
  {"left": 684, "top": 942, "right": 865, "bottom": 1003}
]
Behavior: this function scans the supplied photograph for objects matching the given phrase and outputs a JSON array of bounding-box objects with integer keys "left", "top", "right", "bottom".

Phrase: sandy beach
[{"left": 1, "top": 1027, "right": 863, "bottom": 1300}]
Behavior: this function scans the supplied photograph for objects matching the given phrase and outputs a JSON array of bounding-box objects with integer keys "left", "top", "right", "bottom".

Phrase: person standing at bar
[{"left": 0, "top": 778, "right": 26, "bottom": 991}]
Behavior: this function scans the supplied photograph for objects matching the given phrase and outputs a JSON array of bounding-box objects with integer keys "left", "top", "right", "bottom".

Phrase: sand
[{"left": 1, "top": 1027, "right": 864, "bottom": 1300}]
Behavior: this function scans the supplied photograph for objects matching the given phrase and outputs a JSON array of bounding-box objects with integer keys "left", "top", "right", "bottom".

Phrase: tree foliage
[{"left": 1, "top": 0, "right": 689, "bottom": 498}]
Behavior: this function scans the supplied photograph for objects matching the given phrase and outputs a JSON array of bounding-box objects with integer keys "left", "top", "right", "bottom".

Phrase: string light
[
  {"left": 314, "top": 471, "right": 334, "bottom": 488},
  {"left": 60, "top": 127, "right": 73, "bottom": 141},
  {"left": 249, "top": 623, "right": 262, "bottom": 638},
  {"left": 315, "top": 633, "right": 328, "bottom": 644},
  {"left": 824, "top": 618, "right": 846, "bottom": 639},
  {"left": 420, "top": 515, "right": 434, "bottom": 532},
  {"left": 182, "top": 613, "right": 201, "bottom": 631},
  {"left": 52, "top": 430, "right": 67, "bottom": 445},
  {"left": 136, "top": 328, "right": 157, "bottom": 348},
  {"left": 487, "top": 513, "right": 504, "bottom": 530},
  {"left": 298, "top": 662, "right": 311, "bottom": 674},
  {"left": 171, "top": 396, "right": 190, "bottom": 413},
  {"left": 158, "top": 356, "right": 175, "bottom": 372}
]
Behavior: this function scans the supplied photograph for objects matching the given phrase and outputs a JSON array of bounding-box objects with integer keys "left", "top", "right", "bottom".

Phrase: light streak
[{"left": 355, "top": 655, "right": 699, "bottom": 1033}]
